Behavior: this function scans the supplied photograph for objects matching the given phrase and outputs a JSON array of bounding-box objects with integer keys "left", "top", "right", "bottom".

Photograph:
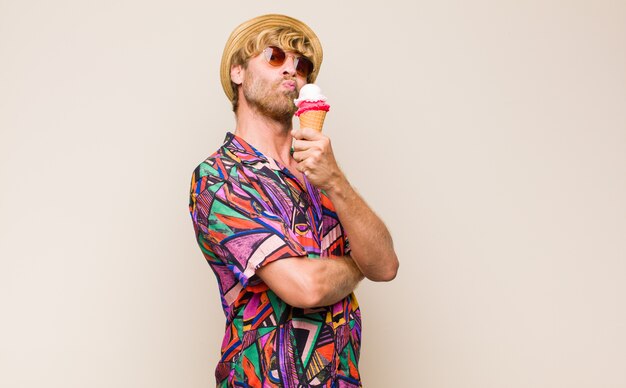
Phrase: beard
[{"left": 242, "top": 71, "right": 298, "bottom": 123}]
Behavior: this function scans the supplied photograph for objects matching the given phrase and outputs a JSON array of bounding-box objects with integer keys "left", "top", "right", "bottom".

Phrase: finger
[
  {"left": 294, "top": 161, "right": 307, "bottom": 173},
  {"left": 292, "top": 150, "right": 304, "bottom": 162},
  {"left": 291, "top": 127, "right": 324, "bottom": 141},
  {"left": 292, "top": 149, "right": 315, "bottom": 163},
  {"left": 293, "top": 137, "right": 329, "bottom": 153},
  {"left": 292, "top": 139, "right": 316, "bottom": 152},
  {"left": 297, "top": 157, "right": 318, "bottom": 173}
]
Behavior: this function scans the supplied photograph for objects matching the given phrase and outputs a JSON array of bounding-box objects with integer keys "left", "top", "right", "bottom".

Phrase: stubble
[{"left": 243, "top": 71, "right": 298, "bottom": 124}]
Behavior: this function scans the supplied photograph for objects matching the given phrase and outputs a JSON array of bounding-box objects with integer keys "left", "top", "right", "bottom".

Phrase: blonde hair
[{"left": 230, "top": 27, "right": 316, "bottom": 112}]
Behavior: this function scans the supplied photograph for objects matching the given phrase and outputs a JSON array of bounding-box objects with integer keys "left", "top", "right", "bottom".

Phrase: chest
[{"left": 254, "top": 168, "right": 324, "bottom": 248}]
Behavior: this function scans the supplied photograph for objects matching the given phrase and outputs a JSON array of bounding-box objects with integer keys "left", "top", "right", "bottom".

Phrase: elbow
[
  {"left": 369, "top": 268, "right": 398, "bottom": 282},
  {"left": 386, "top": 256, "right": 400, "bottom": 281},
  {"left": 366, "top": 255, "right": 399, "bottom": 282}
]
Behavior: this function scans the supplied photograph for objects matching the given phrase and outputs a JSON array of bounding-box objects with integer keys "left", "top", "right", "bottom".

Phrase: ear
[{"left": 230, "top": 65, "right": 243, "bottom": 85}]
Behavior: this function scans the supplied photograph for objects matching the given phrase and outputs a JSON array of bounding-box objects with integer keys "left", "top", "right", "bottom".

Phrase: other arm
[{"left": 256, "top": 255, "right": 364, "bottom": 309}]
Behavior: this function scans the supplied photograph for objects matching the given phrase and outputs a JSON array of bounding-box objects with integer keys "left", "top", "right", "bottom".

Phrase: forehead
[{"left": 254, "top": 29, "right": 313, "bottom": 55}]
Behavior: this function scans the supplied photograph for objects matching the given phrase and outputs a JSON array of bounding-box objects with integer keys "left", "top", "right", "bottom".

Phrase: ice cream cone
[{"left": 299, "top": 110, "right": 327, "bottom": 132}]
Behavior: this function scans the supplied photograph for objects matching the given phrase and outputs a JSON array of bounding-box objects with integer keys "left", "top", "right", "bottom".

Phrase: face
[{"left": 239, "top": 48, "right": 309, "bottom": 122}]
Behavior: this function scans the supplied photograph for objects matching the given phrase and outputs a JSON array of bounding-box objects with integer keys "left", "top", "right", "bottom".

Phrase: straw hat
[{"left": 220, "top": 14, "right": 323, "bottom": 101}]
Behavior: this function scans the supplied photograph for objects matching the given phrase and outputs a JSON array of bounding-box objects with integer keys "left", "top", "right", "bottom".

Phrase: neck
[{"left": 234, "top": 102, "right": 295, "bottom": 165}]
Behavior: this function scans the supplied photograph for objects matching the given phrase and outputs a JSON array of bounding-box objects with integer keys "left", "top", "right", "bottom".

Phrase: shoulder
[
  {"left": 189, "top": 149, "right": 239, "bottom": 219},
  {"left": 191, "top": 146, "right": 242, "bottom": 190}
]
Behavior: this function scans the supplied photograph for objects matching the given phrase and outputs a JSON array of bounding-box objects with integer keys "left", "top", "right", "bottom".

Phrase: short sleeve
[{"left": 190, "top": 173, "right": 307, "bottom": 288}]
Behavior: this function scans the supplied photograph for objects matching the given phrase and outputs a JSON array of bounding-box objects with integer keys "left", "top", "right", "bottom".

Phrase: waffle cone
[{"left": 298, "top": 110, "right": 327, "bottom": 132}]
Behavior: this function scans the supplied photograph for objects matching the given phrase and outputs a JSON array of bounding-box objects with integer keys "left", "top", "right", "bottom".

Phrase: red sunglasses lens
[
  {"left": 265, "top": 46, "right": 286, "bottom": 66},
  {"left": 263, "top": 46, "right": 313, "bottom": 78},
  {"left": 295, "top": 57, "right": 313, "bottom": 78}
]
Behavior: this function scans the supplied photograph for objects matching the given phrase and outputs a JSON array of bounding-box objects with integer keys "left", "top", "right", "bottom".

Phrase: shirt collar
[
  {"left": 222, "top": 132, "right": 268, "bottom": 165},
  {"left": 222, "top": 132, "right": 285, "bottom": 171},
  {"left": 223, "top": 132, "right": 318, "bottom": 201}
]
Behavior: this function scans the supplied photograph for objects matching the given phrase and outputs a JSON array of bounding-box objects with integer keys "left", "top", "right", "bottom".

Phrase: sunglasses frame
[{"left": 262, "top": 46, "right": 314, "bottom": 79}]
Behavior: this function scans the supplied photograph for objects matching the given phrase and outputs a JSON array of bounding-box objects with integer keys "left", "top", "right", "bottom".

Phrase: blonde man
[{"left": 190, "top": 14, "right": 398, "bottom": 387}]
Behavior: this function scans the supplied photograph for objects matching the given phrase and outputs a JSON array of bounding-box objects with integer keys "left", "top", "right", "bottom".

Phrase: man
[{"left": 189, "top": 14, "right": 398, "bottom": 387}]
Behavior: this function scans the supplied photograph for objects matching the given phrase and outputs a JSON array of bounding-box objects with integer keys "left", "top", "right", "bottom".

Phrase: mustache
[
  {"left": 278, "top": 76, "right": 296, "bottom": 86},
  {"left": 278, "top": 77, "right": 298, "bottom": 97}
]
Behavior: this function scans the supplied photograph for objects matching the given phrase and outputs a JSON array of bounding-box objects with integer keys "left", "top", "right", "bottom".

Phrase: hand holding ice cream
[{"left": 294, "top": 84, "right": 330, "bottom": 132}]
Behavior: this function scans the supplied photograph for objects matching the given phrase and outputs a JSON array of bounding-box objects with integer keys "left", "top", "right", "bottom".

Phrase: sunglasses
[{"left": 262, "top": 46, "right": 314, "bottom": 79}]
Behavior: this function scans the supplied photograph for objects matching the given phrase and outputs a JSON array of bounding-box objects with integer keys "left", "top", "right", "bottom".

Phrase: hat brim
[{"left": 220, "top": 14, "right": 323, "bottom": 101}]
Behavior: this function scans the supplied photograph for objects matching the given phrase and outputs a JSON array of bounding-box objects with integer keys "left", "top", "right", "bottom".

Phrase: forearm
[
  {"left": 256, "top": 255, "right": 364, "bottom": 309},
  {"left": 326, "top": 176, "right": 399, "bottom": 281}
]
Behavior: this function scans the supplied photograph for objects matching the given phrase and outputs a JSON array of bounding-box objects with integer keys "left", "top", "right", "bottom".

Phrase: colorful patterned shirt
[{"left": 189, "top": 133, "right": 362, "bottom": 387}]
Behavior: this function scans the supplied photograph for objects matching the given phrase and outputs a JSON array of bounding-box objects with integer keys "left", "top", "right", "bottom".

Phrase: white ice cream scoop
[{"left": 294, "top": 84, "right": 327, "bottom": 105}]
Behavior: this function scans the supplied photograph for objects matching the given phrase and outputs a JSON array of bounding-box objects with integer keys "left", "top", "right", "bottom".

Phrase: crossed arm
[{"left": 256, "top": 255, "right": 363, "bottom": 309}]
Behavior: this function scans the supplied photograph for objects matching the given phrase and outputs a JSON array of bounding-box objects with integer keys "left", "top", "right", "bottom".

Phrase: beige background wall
[{"left": 1, "top": 1, "right": 625, "bottom": 387}]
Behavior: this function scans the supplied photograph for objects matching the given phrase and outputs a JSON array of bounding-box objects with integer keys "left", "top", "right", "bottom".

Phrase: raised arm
[
  {"left": 324, "top": 178, "right": 399, "bottom": 281},
  {"left": 256, "top": 255, "right": 363, "bottom": 309},
  {"left": 291, "top": 128, "right": 399, "bottom": 281}
]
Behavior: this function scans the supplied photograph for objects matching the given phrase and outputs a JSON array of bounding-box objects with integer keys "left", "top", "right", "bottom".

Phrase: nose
[{"left": 281, "top": 55, "right": 298, "bottom": 77}]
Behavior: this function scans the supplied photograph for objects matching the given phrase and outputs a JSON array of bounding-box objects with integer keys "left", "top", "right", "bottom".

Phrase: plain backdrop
[{"left": 1, "top": 1, "right": 625, "bottom": 387}]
